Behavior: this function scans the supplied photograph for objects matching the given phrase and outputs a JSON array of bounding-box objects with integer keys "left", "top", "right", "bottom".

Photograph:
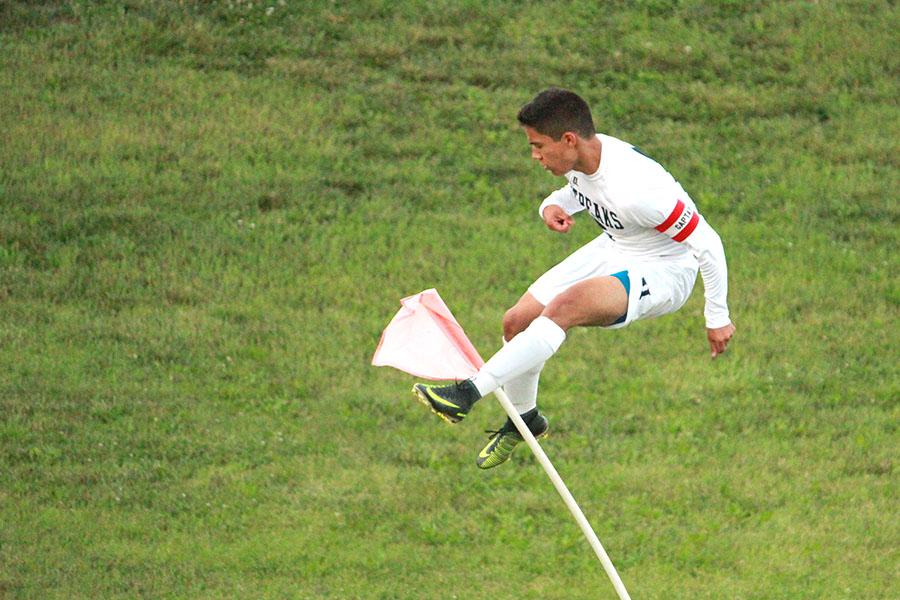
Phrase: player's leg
[
  {"left": 412, "top": 275, "right": 627, "bottom": 468},
  {"left": 542, "top": 275, "right": 629, "bottom": 330}
]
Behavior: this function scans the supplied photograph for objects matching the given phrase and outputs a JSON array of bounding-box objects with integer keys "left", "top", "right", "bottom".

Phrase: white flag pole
[{"left": 492, "top": 387, "right": 632, "bottom": 600}]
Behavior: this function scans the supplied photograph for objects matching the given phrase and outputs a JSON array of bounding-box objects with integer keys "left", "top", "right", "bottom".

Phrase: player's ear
[{"left": 562, "top": 131, "right": 578, "bottom": 146}]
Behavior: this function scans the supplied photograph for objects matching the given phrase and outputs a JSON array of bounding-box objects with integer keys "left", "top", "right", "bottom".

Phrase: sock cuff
[
  {"left": 529, "top": 316, "right": 566, "bottom": 353},
  {"left": 471, "top": 371, "right": 499, "bottom": 398}
]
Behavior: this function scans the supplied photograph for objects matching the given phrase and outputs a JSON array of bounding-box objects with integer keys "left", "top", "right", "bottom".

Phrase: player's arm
[
  {"left": 538, "top": 185, "right": 584, "bottom": 233},
  {"left": 653, "top": 199, "right": 735, "bottom": 358}
]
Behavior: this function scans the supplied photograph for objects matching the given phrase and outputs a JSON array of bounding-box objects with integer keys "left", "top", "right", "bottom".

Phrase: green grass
[{"left": 1, "top": 1, "right": 897, "bottom": 598}]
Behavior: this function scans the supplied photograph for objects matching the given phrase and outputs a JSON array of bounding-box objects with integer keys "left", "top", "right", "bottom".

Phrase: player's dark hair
[{"left": 517, "top": 87, "right": 596, "bottom": 140}]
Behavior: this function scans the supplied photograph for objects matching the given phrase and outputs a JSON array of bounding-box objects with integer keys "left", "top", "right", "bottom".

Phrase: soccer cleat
[
  {"left": 412, "top": 379, "right": 480, "bottom": 424},
  {"left": 476, "top": 410, "right": 549, "bottom": 470}
]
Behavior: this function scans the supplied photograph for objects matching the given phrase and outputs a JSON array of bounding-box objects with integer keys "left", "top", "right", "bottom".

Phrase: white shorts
[{"left": 527, "top": 235, "right": 699, "bottom": 329}]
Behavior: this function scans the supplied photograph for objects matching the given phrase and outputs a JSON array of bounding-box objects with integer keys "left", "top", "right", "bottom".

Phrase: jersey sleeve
[
  {"left": 681, "top": 215, "right": 731, "bottom": 329},
  {"left": 631, "top": 196, "right": 731, "bottom": 328},
  {"left": 538, "top": 184, "right": 585, "bottom": 219}
]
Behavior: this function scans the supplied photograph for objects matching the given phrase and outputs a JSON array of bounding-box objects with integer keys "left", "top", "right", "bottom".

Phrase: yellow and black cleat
[
  {"left": 476, "top": 410, "right": 549, "bottom": 469},
  {"left": 412, "top": 380, "right": 480, "bottom": 424}
]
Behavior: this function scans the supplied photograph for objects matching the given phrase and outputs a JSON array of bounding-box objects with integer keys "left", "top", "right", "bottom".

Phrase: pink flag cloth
[{"left": 372, "top": 289, "right": 485, "bottom": 381}]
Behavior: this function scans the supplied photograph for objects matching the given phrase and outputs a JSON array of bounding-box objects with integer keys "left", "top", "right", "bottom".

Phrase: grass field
[{"left": 1, "top": 1, "right": 898, "bottom": 598}]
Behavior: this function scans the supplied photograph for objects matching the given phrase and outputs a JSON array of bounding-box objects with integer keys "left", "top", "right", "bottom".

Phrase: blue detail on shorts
[{"left": 609, "top": 270, "right": 630, "bottom": 325}]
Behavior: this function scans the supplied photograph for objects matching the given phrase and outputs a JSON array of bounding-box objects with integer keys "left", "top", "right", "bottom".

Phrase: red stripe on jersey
[
  {"left": 656, "top": 199, "right": 685, "bottom": 232},
  {"left": 672, "top": 211, "right": 699, "bottom": 242}
]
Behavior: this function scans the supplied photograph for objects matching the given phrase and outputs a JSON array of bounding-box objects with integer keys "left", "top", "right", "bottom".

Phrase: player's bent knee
[{"left": 503, "top": 306, "right": 536, "bottom": 341}]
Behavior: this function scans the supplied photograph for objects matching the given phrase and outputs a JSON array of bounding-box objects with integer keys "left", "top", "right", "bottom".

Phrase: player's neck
[{"left": 573, "top": 135, "right": 602, "bottom": 175}]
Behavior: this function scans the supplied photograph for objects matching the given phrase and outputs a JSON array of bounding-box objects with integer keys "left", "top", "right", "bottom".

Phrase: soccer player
[{"left": 414, "top": 87, "right": 735, "bottom": 469}]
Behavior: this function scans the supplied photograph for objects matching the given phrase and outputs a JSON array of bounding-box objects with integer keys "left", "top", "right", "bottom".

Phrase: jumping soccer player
[{"left": 414, "top": 87, "right": 735, "bottom": 469}]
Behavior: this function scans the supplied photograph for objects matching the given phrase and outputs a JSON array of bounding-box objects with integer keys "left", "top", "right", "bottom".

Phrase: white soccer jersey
[{"left": 538, "top": 134, "right": 731, "bottom": 328}]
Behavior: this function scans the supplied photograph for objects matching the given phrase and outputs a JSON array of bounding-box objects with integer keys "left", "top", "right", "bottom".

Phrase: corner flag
[
  {"left": 372, "top": 288, "right": 484, "bottom": 380},
  {"left": 372, "top": 289, "right": 632, "bottom": 600}
]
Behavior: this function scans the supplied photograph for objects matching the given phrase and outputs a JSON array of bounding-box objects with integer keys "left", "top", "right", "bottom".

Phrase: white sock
[
  {"left": 502, "top": 362, "right": 543, "bottom": 414},
  {"left": 497, "top": 335, "right": 543, "bottom": 414},
  {"left": 471, "top": 316, "right": 565, "bottom": 397}
]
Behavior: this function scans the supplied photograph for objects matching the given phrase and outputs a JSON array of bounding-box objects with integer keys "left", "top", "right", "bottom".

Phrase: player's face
[{"left": 523, "top": 126, "right": 578, "bottom": 176}]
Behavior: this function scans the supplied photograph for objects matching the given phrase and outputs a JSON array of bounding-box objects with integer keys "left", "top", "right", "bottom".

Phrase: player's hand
[
  {"left": 707, "top": 322, "right": 735, "bottom": 359},
  {"left": 542, "top": 205, "right": 574, "bottom": 233}
]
